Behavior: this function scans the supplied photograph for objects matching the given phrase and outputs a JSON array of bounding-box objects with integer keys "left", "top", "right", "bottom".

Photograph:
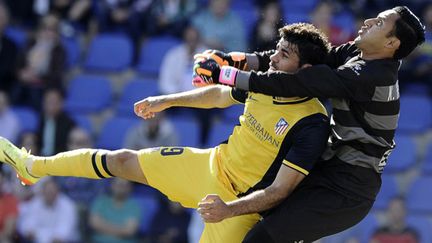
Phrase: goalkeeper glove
[
  {"left": 193, "top": 58, "right": 239, "bottom": 87},
  {"left": 194, "top": 50, "right": 248, "bottom": 70}
]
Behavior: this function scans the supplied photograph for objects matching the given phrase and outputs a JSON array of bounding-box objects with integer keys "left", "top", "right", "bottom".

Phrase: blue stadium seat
[
  {"left": 65, "top": 75, "right": 113, "bottom": 114},
  {"left": 169, "top": 117, "right": 201, "bottom": 148},
  {"left": 221, "top": 105, "right": 244, "bottom": 124},
  {"left": 231, "top": 3, "right": 258, "bottom": 38},
  {"left": 117, "top": 79, "right": 159, "bottom": 117},
  {"left": 206, "top": 121, "right": 235, "bottom": 147},
  {"left": 69, "top": 114, "right": 93, "bottom": 134},
  {"left": 284, "top": 11, "right": 310, "bottom": 24},
  {"left": 406, "top": 176, "right": 432, "bottom": 213},
  {"left": 84, "top": 33, "right": 133, "bottom": 71},
  {"left": 136, "top": 36, "right": 181, "bottom": 76},
  {"left": 281, "top": 0, "right": 317, "bottom": 12},
  {"left": 133, "top": 195, "right": 159, "bottom": 237},
  {"left": 385, "top": 134, "right": 416, "bottom": 173},
  {"left": 5, "top": 26, "right": 27, "bottom": 48},
  {"left": 398, "top": 95, "right": 432, "bottom": 133},
  {"left": 421, "top": 142, "right": 432, "bottom": 174},
  {"left": 407, "top": 216, "right": 432, "bottom": 243},
  {"left": 62, "top": 36, "right": 81, "bottom": 67},
  {"left": 12, "top": 106, "right": 39, "bottom": 133},
  {"left": 372, "top": 174, "right": 398, "bottom": 210},
  {"left": 96, "top": 116, "right": 140, "bottom": 150},
  {"left": 351, "top": 213, "right": 379, "bottom": 243}
]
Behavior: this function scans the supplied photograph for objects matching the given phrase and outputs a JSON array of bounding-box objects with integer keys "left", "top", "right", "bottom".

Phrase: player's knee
[
  {"left": 242, "top": 223, "right": 275, "bottom": 243},
  {"left": 107, "top": 149, "right": 137, "bottom": 167}
]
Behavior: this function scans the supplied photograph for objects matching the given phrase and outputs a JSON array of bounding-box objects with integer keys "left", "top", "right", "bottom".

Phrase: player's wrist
[{"left": 219, "top": 66, "right": 238, "bottom": 86}]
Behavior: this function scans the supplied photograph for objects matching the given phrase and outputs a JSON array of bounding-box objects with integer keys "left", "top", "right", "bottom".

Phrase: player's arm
[
  {"left": 134, "top": 85, "right": 236, "bottom": 119},
  {"left": 198, "top": 116, "right": 330, "bottom": 222},
  {"left": 198, "top": 165, "right": 305, "bottom": 223}
]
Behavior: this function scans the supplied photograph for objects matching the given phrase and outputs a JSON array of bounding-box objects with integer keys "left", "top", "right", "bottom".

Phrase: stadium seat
[
  {"left": 169, "top": 117, "right": 201, "bottom": 148},
  {"left": 206, "top": 121, "right": 235, "bottom": 147},
  {"left": 11, "top": 106, "right": 39, "bottom": 133},
  {"left": 406, "top": 176, "right": 432, "bottom": 213},
  {"left": 406, "top": 216, "right": 432, "bottom": 243},
  {"left": 284, "top": 11, "right": 310, "bottom": 24},
  {"left": 398, "top": 95, "right": 432, "bottom": 133},
  {"left": 96, "top": 116, "right": 140, "bottom": 150},
  {"left": 69, "top": 114, "right": 93, "bottom": 134},
  {"left": 350, "top": 213, "right": 379, "bottom": 243},
  {"left": 385, "top": 134, "right": 417, "bottom": 173},
  {"left": 136, "top": 36, "right": 181, "bottom": 76},
  {"left": 64, "top": 75, "right": 113, "bottom": 114},
  {"left": 5, "top": 26, "right": 27, "bottom": 48},
  {"left": 84, "top": 33, "right": 133, "bottom": 71},
  {"left": 132, "top": 195, "right": 159, "bottom": 237},
  {"left": 282, "top": 0, "right": 317, "bottom": 17},
  {"left": 372, "top": 174, "right": 398, "bottom": 210},
  {"left": 116, "top": 79, "right": 159, "bottom": 117},
  {"left": 62, "top": 36, "right": 81, "bottom": 67},
  {"left": 231, "top": 2, "right": 258, "bottom": 37},
  {"left": 421, "top": 142, "right": 432, "bottom": 174},
  {"left": 221, "top": 105, "right": 244, "bottom": 124}
]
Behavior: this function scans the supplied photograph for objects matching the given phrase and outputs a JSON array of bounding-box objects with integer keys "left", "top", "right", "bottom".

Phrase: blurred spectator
[
  {"left": 0, "top": 91, "right": 20, "bottom": 144},
  {"left": 159, "top": 25, "right": 207, "bottom": 95},
  {"left": 125, "top": 112, "right": 178, "bottom": 149},
  {"left": 192, "top": 0, "right": 246, "bottom": 51},
  {"left": 149, "top": 195, "right": 191, "bottom": 243},
  {"left": 0, "top": 169, "right": 19, "bottom": 243},
  {"left": 0, "top": 3, "right": 18, "bottom": 93},
  {"left": 56, "top": 127, "right": 106, "bottom": 242},
  {"left": 310, "top": 0, "right": 353, "bottom": 46},
  {"left": 18, "top": 177, "right": 79, "bottom": 243},
  {"left": 56, "top": 127, "right": 106, "bottom": 206},
  {"left": 96, "top": 0, "right": 152, "bottom": 43},
  {"left": 49, "top": 0, "right": 93, "bottom": 35},
  {"left": 90, "top": 178, "right": 141, "bottom": 243},
  {"left": 5, "top": 0, "right": 38, "bottom": 27},
  {"left": 187, "top": 210, "right": 204, "bottom": 243},
  {"left": 37, "top": 88, "right": 76, "bottom": 156},
  {"left": 250, "top": 1, "right": 283, "bottom": 51},
  {"left": 18, "top": 131, "right": 40, "bottom": 155},
  {"left": 147, "top": 0, "right": 197, "bottom": 37},
  {"left": 370, "top": 196, "right": 419, "bottom": 243},
  {"left": 158, "top": 24, "right": 215, "bottom": 146},
  {"left": 12, "top": 14, "right": 66, "bottom": 110}
]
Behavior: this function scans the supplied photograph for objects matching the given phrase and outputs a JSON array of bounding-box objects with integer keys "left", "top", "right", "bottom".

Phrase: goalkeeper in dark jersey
[{"left": 193, "top": 6, "right": 425, "bottom": 243}]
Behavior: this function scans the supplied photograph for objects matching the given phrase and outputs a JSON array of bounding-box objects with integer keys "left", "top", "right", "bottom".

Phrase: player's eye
[{"left": 377, "top": 19, "right": 383, "bottom": 27}]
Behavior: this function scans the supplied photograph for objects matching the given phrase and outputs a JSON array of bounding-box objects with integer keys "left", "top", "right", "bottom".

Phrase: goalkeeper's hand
[
  {"left": 194, "top": 50, "right": 247, "bottom": 70},
  {"left": 193, "top": 58, "right": 239, "bottom": 87}
]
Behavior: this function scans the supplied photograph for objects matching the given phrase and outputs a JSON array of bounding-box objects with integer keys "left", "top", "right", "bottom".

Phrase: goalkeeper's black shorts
[{"left": 247, "top": 157, "right": 381, "bottom": 243}]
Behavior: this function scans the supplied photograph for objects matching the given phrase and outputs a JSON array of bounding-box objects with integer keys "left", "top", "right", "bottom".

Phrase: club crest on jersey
[{"left": 275, "top": 118, "right": 289, "bottom": 135}]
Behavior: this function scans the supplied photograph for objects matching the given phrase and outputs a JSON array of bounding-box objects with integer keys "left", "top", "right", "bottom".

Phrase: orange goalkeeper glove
[{"left": 194, "top": 50, "right": 248, "bottom": 70}]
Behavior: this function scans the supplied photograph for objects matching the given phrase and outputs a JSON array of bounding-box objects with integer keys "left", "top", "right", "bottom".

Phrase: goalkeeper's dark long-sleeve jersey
[{"left": 246, "top": 42, "right": 401, "bottom": 173}]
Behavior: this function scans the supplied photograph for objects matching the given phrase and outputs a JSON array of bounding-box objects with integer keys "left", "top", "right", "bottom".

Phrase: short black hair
[
  {"left": 279, "top": 23, "right": 331, "bottom": 66},
  {"left": 390, "top": 6, "right": 425, "bottom": 59}
]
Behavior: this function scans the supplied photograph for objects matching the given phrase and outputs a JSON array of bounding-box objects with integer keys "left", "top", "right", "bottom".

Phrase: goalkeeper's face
[{"left": 268, "top": 39, "right": 301, "bottom": 73}]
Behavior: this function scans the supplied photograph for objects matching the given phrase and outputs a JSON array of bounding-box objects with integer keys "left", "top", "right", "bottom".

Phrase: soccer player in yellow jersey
[{"left": 0, "top": 23, "right": 330, "bottom": 243}]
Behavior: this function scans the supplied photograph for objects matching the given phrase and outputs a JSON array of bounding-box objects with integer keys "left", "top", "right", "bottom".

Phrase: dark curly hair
[{"left": 279, "top": 23, "right": 331, "bottom": 66}]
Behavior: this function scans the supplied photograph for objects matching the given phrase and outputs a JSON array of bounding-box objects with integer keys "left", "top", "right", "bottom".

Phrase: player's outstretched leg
[{"left": 0, "top": 136, "right": 148, "bottom": 185}]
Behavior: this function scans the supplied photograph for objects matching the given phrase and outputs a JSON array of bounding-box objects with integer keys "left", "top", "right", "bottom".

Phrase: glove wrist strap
[{"left": 219, "top": 66, "right": 238, "bottom": 86}]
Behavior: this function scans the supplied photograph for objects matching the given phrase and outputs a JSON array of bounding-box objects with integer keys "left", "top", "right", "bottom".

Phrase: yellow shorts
[{"left": 137, "top": 146, "right": 260, "bottom": 243}]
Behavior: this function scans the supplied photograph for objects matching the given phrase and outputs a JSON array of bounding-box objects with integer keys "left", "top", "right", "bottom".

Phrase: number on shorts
[{"left": 160, "top": 147, "right": 184, "bottom": 156}]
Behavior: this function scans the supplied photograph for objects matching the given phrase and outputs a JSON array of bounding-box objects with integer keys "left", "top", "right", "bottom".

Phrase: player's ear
[
  {"left": 299, "top": 63, "right": 312, "bottom": 69},
  {"left": 385, "top": 37, "right": 400, "bottom": 50}
]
